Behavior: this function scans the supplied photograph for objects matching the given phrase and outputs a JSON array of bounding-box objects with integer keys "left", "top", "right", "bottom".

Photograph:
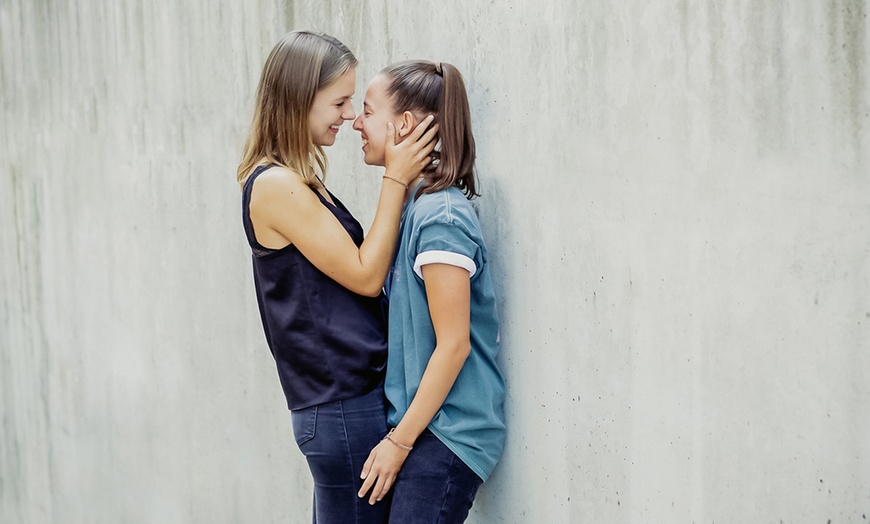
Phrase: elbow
[
  {"left": 356, "top": 281, "right": 384, "bottom": 298},
  {"left": 441, "top": 340, "right": 471, "bottom": 361},
  {"left": 340, "top": 273, "right": 384, "bottom": 297},
  {"left": 459, "top": 342, "right": 472, "bottom": 360}
]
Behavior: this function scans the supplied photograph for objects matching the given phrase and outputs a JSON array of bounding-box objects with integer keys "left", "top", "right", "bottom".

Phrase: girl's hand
[
  {"left": 384, "top": 115, "right": 439, "bottom": 186},
  {"left": 357, "top": 439, "right": 411, "bottom": 505}
]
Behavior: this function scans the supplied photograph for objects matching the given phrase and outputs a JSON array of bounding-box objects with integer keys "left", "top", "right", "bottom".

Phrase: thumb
[{"left": 386, "top": 122, "right": 396, "bottom": 147}]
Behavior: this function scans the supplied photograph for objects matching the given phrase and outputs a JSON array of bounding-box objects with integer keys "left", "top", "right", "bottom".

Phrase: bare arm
[
  {"left": 357, "top": 263, "right": 471, "bottom": 503},
  {"left": 249, "top": 117, "right": 437, "bottom": 296}
]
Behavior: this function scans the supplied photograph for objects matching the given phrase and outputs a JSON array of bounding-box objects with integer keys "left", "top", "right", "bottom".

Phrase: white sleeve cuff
[{"left": 413, "top": 250, "right": 477, "bottom": 279}]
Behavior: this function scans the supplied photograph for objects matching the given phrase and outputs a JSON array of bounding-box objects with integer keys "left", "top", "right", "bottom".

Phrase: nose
[
  {"left": 352, "top": 114, "right": 362, "bottom": 131},
  {"left": 342, "top": 105, "right": 355, "bottom": 121}
]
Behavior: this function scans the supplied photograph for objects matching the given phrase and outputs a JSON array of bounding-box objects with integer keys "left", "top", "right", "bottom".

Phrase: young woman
[
  {"left": 237, "top": 31, "right": 437, "bottom": 523},
  {"left": 353, "top": 61, "right": 507, "bottom": 522}
]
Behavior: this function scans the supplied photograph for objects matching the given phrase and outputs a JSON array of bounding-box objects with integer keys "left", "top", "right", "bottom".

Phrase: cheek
[
  {"left": 310, "top": 103, "right": 337, "bottom": 127},
  {"left": 368, "top": 121, "right": 387, "bottom": 146}
]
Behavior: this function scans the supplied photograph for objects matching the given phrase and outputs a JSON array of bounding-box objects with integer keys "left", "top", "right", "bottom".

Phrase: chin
[
  {"left": 362, "top": 153, "right": 383, "bottom": 167},
  {"left": 315, "top": 134, "right": 336, "bottom": 147}
]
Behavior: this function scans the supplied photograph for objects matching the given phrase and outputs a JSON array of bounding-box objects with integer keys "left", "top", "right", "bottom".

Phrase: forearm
[
  {"left": 356, "top": 261, "right": 470, "bottom": 504},
  {"left": 389, "top": 340, "right": 470, "bottom": 446},
  {"left": 354, "top": 181, "right": 408, "bottom": 295}
]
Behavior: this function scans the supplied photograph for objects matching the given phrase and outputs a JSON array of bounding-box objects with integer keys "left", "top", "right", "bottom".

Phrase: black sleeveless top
[{"left": 242, "top": 165, "right": 388, "bottom": 410}]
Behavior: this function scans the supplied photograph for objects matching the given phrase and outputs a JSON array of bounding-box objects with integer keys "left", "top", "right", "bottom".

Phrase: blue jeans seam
[
  {"left": 435, "top": 451, "right": 458, "bottom": 524},
  {"left": 337, "top": 398, "right": 359, "bottom": 524}
]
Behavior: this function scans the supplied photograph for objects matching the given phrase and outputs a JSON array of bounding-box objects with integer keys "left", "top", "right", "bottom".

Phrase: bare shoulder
[
  {"left": 250, "top": 166, "right": 317, "bottom": 207},
  {"left": 252, "top": 165, "right": 308, "bottom": 193}
]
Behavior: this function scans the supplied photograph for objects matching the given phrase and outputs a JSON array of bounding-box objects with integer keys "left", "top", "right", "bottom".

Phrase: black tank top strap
[{"left": 241, "top": 164, "right": 279, "bottom": 257}]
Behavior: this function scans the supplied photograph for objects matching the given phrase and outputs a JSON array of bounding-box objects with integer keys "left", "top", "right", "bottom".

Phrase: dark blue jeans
[
  {"left": 388, "top": 431, "right": 483, "bottom": 523},
  {"left": 291, "top": 386, "right": 389, "bottom": 524}
]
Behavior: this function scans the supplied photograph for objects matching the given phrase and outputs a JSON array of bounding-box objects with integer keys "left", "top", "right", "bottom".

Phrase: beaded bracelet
[
  {"left": 383, "top": 428, "right": 413, "bottom": 451},
  {"left": 383, "top": 175, "right": 410, "bottom": 190}
]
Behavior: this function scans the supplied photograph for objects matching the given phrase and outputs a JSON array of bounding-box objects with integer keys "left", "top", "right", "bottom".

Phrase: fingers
[
  {"left": 358, "top": 464, "right": 394, "bottom": 504},
  {"left": 369, "top": 473, "right": 395, "bottom": 505},
  {"left": 358, "top": 450, "right": 376, "bottom": 497},
  {"left": 360, "top": 451, "right": 375, "bottom": 480},
  {"left": 379, "top": 474, "right": 396, "bottom": 502},
  {"left": 418, "top": 123, "right": 439, "bottom": 151},
  {"left": 407, "top": 114, "right": 436, "bottom": 142},
  {"left": 387, "top": 118, "right": 438, "bottom": 152},
  {"left": 368, "top": 474, "right": 386, "bottom": 505},
  {"left": 357, "top": 444, "right": 400, "bottom": 504},
  {"left": 407, "top": 121, "right": 438, "bottom": 171},
  {"left": 358, "top": 469, "right": 376, "bottom": 499},
  {"left": 419, "top": 136, "right": 437, "bottom": 160},
  {"left": 382, "top": 115, "right": 438, "bottom": 183}
]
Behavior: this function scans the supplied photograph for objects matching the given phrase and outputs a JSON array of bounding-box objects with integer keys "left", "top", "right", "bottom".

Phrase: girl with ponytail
[{"left": 353, "top": 61, "right": 506, "bottom": 522}]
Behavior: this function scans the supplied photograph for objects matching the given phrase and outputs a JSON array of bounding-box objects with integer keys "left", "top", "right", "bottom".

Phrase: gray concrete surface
[{"left": 2, "top": 1, "right": 868, "bottom": 522}]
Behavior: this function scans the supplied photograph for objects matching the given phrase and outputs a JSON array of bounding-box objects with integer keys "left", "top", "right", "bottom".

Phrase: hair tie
[{"left": 435, "top": 62, "right": 443, "bottom": 75}]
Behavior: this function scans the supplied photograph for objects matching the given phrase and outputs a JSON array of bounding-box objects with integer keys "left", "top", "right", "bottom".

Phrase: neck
[{"left": 406, "top": 176, "right": 424, "bottom": 199}]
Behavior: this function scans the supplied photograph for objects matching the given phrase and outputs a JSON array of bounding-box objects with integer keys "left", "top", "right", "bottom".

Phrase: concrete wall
[{"left": 2, "top": 1, "right": 868, "bottom": 522}]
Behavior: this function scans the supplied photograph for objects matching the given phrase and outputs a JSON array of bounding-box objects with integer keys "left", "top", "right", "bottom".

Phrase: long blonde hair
[{"left": 237, "top": 30, "right": 357, "bottom": 187}]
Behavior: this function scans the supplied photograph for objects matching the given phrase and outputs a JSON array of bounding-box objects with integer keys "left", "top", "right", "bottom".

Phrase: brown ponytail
[{"left": 381, "top": 61, "right": 479, "bottom": 200}]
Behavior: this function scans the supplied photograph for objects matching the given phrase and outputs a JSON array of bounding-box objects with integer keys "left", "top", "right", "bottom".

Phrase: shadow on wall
[{"left": 467, "top": 175, "right": 518, "bottom": 520}]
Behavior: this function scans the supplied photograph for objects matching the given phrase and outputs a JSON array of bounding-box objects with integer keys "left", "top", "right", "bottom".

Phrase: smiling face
[
  {"left": 352, "top": 74, "right": 401, "bottom": 166},
  {"left": 308, "top": 67, "right": 357, "bottom": 147}
]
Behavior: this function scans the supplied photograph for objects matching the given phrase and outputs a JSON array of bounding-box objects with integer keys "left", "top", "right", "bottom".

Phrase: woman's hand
[
  {"left": 357, "top": 439, "right": 411, "bottom": 505},
  {"left": 384, "top": 115, "right": 439, "bottom": 186}
]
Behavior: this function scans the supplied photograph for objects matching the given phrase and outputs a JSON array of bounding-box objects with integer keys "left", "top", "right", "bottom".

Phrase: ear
[{"left": 397, "top": 111, "right": 419, "bottom": 137}]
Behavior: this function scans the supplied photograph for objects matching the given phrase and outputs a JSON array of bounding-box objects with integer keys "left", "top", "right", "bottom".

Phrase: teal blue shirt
[{"left": 385, "top": 186, "right": 506, "bottom": 481}]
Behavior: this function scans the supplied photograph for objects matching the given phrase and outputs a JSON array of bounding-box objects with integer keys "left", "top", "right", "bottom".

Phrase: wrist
[
  {"left": 382, "top": 175, "right": 409, "bottom": 190},
  {"left": 382, "top": 428, "right": 413, "bottom": 452},
  {"left": 384, "top": 165, "right": 421, "bottom": 186}
]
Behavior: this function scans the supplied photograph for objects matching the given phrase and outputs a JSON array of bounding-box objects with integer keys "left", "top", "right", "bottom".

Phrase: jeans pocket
[{"left": 290, "top": 405, "right": 317, "bottom": 447}]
